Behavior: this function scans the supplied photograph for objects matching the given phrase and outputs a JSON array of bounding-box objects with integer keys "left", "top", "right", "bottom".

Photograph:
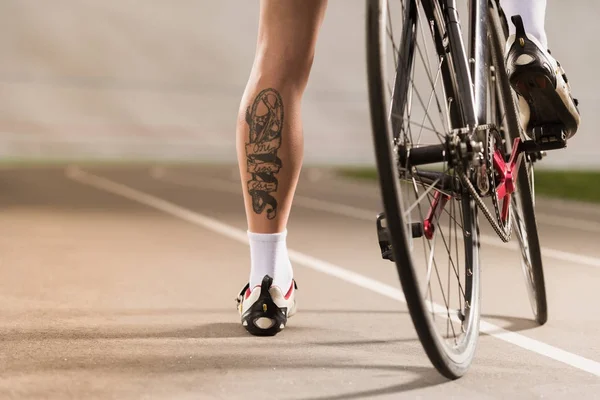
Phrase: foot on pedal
[{"left": 506, "top": 15, "right": 580, "bottom": 139}]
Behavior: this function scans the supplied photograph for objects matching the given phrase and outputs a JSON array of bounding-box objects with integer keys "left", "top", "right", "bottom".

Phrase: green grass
[
  {"left": 338, "top": 167, "right": 380, "bottom": 181},
  {"left": 339, "top": 167, "right": 600, "bottom": 204},
  {"left": 533, "top": 170, "right": 600, "bottom": 204}
]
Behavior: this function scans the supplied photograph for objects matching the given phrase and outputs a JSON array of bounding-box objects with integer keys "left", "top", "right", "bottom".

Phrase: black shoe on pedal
[
  {"left": 236, "top": 275, "right": 297, "bottom": 336},
  {"left": 505, "top": 15, "right": 580, "bottom": 140}
]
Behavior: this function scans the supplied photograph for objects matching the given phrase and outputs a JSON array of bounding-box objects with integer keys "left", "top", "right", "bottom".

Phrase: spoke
[
  {"left": 429, "top": 279, "right": 435, "bottom": 319},
  {"left": 458, "top": 195, "right": 470, "bottom": 318},
  {"left": 415, "top": 164, "right": 466, "bottom": 301},
  {"left": 410, "top": 175, "right": 437, "bottom": 319},
  {"left": 416, "top": 59, "right": 444, "bottom": 145},
  {"left": 385, "top": 0, "right": 449, "bottom": 142},
  {"left": 414, "top": 21, "right": 446, "bottom": 133},
  {"left": 414, "top": 164, "right": 465, "bottom": 314},
  {"left": 441, "top": 204, "right": 465, "bottom": 231},
  {"left": 410, "top": 174, "right": 435, "bottom": 269},
  {"left": 420, "top": 206, "right": 448, "bottom": 323},
  {"left": 513, "top": 213, "right": 525, "bottom": 242},
  {"left": 425, "top": 228, "right": 437, "bottom": 290},
  {"left": 406, "top": 48, "right": 418, "bottom": 145},
  {"left": 390, "top": 112, "right": 445, "bottom": 136},
  {"left": 446, "top": 206, "right": 450, "bottom": 336},
  {"left": 416, "top": 4, "right": 436, "bottom": 83},
  {"left": 428, "top": 195, "right": 466, "bottom": 300},
  {"left": 453, "top": 196, "right": 463, "bottom": 312},
  {"left": 413, "top": 6, "right": 444, "bottom": 109},
  {"left": 407, "top": 77, "right": 447, "bottom": 144},
  {"left": 386, "top": 30, "right": 399, "bottom": 71},
  {"left": 444, "top": 91, "right": 454, "bottom": 132},
  {"left": 446, "top": 205, "right": 452, "bottom": 339},
  {"left": 403, "top": 177, "right": 441, "bottom": 217},
  {"left": 408, "top": 163, "right": 460, "bottom": 342},
  {"left": 435, "top": 213, "right": 467, "bottom": 299},
  {"left": 458, "top": 196, "right": 466, "bottom": 240},
  {"left": 386, "top": 1, "right": 399, "bottom": 70},
  {"left": 512, "top": 205, "right": 532, "bottom": 267},
  {"left": 431, "top": 247, "right": 458, "bottom": 341},
  {"left": 426, "top": 230, "right": 438, "bottom": 320},
  {"left": 405, "top": 185, "right": 467, "bottom": 305}
]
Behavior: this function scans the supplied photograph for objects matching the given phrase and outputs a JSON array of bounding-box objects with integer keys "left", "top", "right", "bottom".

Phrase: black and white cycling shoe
[
  {"left": 505, "top": 15, "right": 580, "bottom": 139},
  {"left": 236, "top": 275, "right": 297, "bottom": 336}
]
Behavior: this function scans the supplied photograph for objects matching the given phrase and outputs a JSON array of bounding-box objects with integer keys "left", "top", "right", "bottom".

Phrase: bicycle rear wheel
[
  {"left": 367, "top": 0, "right": 480, "bottom": 379},
  {"left": 489, "top": 1, "right": 547, "bottom": 324}
]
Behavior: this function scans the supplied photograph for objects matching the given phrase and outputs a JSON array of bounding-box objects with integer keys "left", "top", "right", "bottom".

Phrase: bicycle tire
[
  {"left": 366, "top": 0, "right": 481, "bottom": 379},
  {"left": 489, "top": 0, "right": 548, "bottom": 325}
]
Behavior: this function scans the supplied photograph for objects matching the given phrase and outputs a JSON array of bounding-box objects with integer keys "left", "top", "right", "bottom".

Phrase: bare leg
[{"left": 236, "top": 0, "right": 328, "bottom": 289}]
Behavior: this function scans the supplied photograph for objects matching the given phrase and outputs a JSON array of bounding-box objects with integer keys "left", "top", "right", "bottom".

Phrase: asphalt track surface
[{"left": 1, "top": 165, "right": 599, "bottom": 399}]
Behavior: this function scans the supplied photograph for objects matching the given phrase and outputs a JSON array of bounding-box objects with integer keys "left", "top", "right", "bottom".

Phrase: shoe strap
[
  {"left": 511, "top": 15, "right": 526, "bottom": 40},
  {"left": 237, "top": 283, "right": 250, "bottom": 299}
]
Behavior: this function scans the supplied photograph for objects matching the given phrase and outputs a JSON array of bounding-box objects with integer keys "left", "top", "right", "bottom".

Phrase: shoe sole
[
  {"left": 510, "top": 68, "right": 578, "bottom": 137},
  {"left": 241, "top": 286, "right": 289, "bottom": 337}
]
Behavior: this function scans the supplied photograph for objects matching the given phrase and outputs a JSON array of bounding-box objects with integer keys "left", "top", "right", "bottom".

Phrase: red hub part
[
  {"left": 423, "top": 191, "right": 451, "bottom": 240},
  {"left": 422, "top": 137, "right": 523, "bottom": 238},
  {"left": 493, "top": 137, "right": 523, "bottom": 223}
]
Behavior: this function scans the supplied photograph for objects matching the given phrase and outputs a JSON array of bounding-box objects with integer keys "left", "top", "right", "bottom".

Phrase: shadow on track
[
  {"left": 294, "top": 366, "right": 447, "bottom": 400},
  {"left": 0, "top": 321, "right": 332, "bottom": 341},
  {"left": 304, "top": 309, "right": 539, "bottom": 332}
]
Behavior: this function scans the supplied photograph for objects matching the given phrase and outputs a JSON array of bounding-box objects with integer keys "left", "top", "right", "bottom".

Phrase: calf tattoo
[{"left": 245, "top": 88, "right": 284, "bottom": 220}]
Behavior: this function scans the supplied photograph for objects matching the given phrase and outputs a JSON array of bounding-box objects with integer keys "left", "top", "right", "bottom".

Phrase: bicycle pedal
[
  {"left": 376, "top": 213, "right": 394, "bottom": 262},
  {"left": 531, "top": 124, "right": 567, "bottom": 151},
  {"left": 376, "top": 214, "right": 424, "bottom": 262}
]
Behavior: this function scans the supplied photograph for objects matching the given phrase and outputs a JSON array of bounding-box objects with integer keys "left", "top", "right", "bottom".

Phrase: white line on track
[
  {"left": 67, "top": 165, "right": 600, "bottom": 377},
  {"left": 149, "top": 167, "right": 600, "bottom": 269},
  {"left": 149, "top": 166, "right": 376, "bottom": 221},
  {"left": 160, "top": 166, "right": 600, "bottom": 233}
]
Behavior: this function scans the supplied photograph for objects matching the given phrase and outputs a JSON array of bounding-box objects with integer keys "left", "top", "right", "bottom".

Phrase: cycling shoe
[{"left": 505, "top": 15, "right": 580, "bottom": 139}]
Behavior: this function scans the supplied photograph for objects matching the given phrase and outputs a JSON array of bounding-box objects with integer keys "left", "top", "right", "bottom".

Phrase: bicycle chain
[
  {"left": 456, "top": 124, "right": 513, "bottom": 243},
  {"left": 486, "top": 126, "right": 513, "bottom": 241}
]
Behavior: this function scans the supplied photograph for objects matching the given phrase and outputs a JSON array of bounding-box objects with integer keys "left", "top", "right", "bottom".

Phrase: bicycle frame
[
  {"left": 444, "top": 0, "right": 483, "bottom": 129},
  {"left": 468, "top": 0, "right": 489, "bottom": 126},
  {"left": 444, "top": 0, "right": 490, "bottom": 127},
  {"left": 397, "top": 0, "right": 488, "bottom": 168}
]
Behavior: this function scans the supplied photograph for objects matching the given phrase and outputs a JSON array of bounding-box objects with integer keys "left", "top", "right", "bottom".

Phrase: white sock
[
  {"left": 500, "top": 0, "right": 548, "bottom": 49},
  {"left": 247, "top": 230, "right": 293, "bottom": 291}
]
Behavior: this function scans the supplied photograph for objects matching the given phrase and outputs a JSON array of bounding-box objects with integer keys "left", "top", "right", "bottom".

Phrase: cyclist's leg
[
  {"left": 500, "top": 0, "right": 580, "bottom": 138},
  {"left": 236, "top": 0, "right": 327, "bottom": 293}
]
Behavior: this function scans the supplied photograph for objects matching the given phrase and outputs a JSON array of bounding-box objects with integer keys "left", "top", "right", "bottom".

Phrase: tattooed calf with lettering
[{"left": 245, "top": 88, "right": 284, "bottom": 220}]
